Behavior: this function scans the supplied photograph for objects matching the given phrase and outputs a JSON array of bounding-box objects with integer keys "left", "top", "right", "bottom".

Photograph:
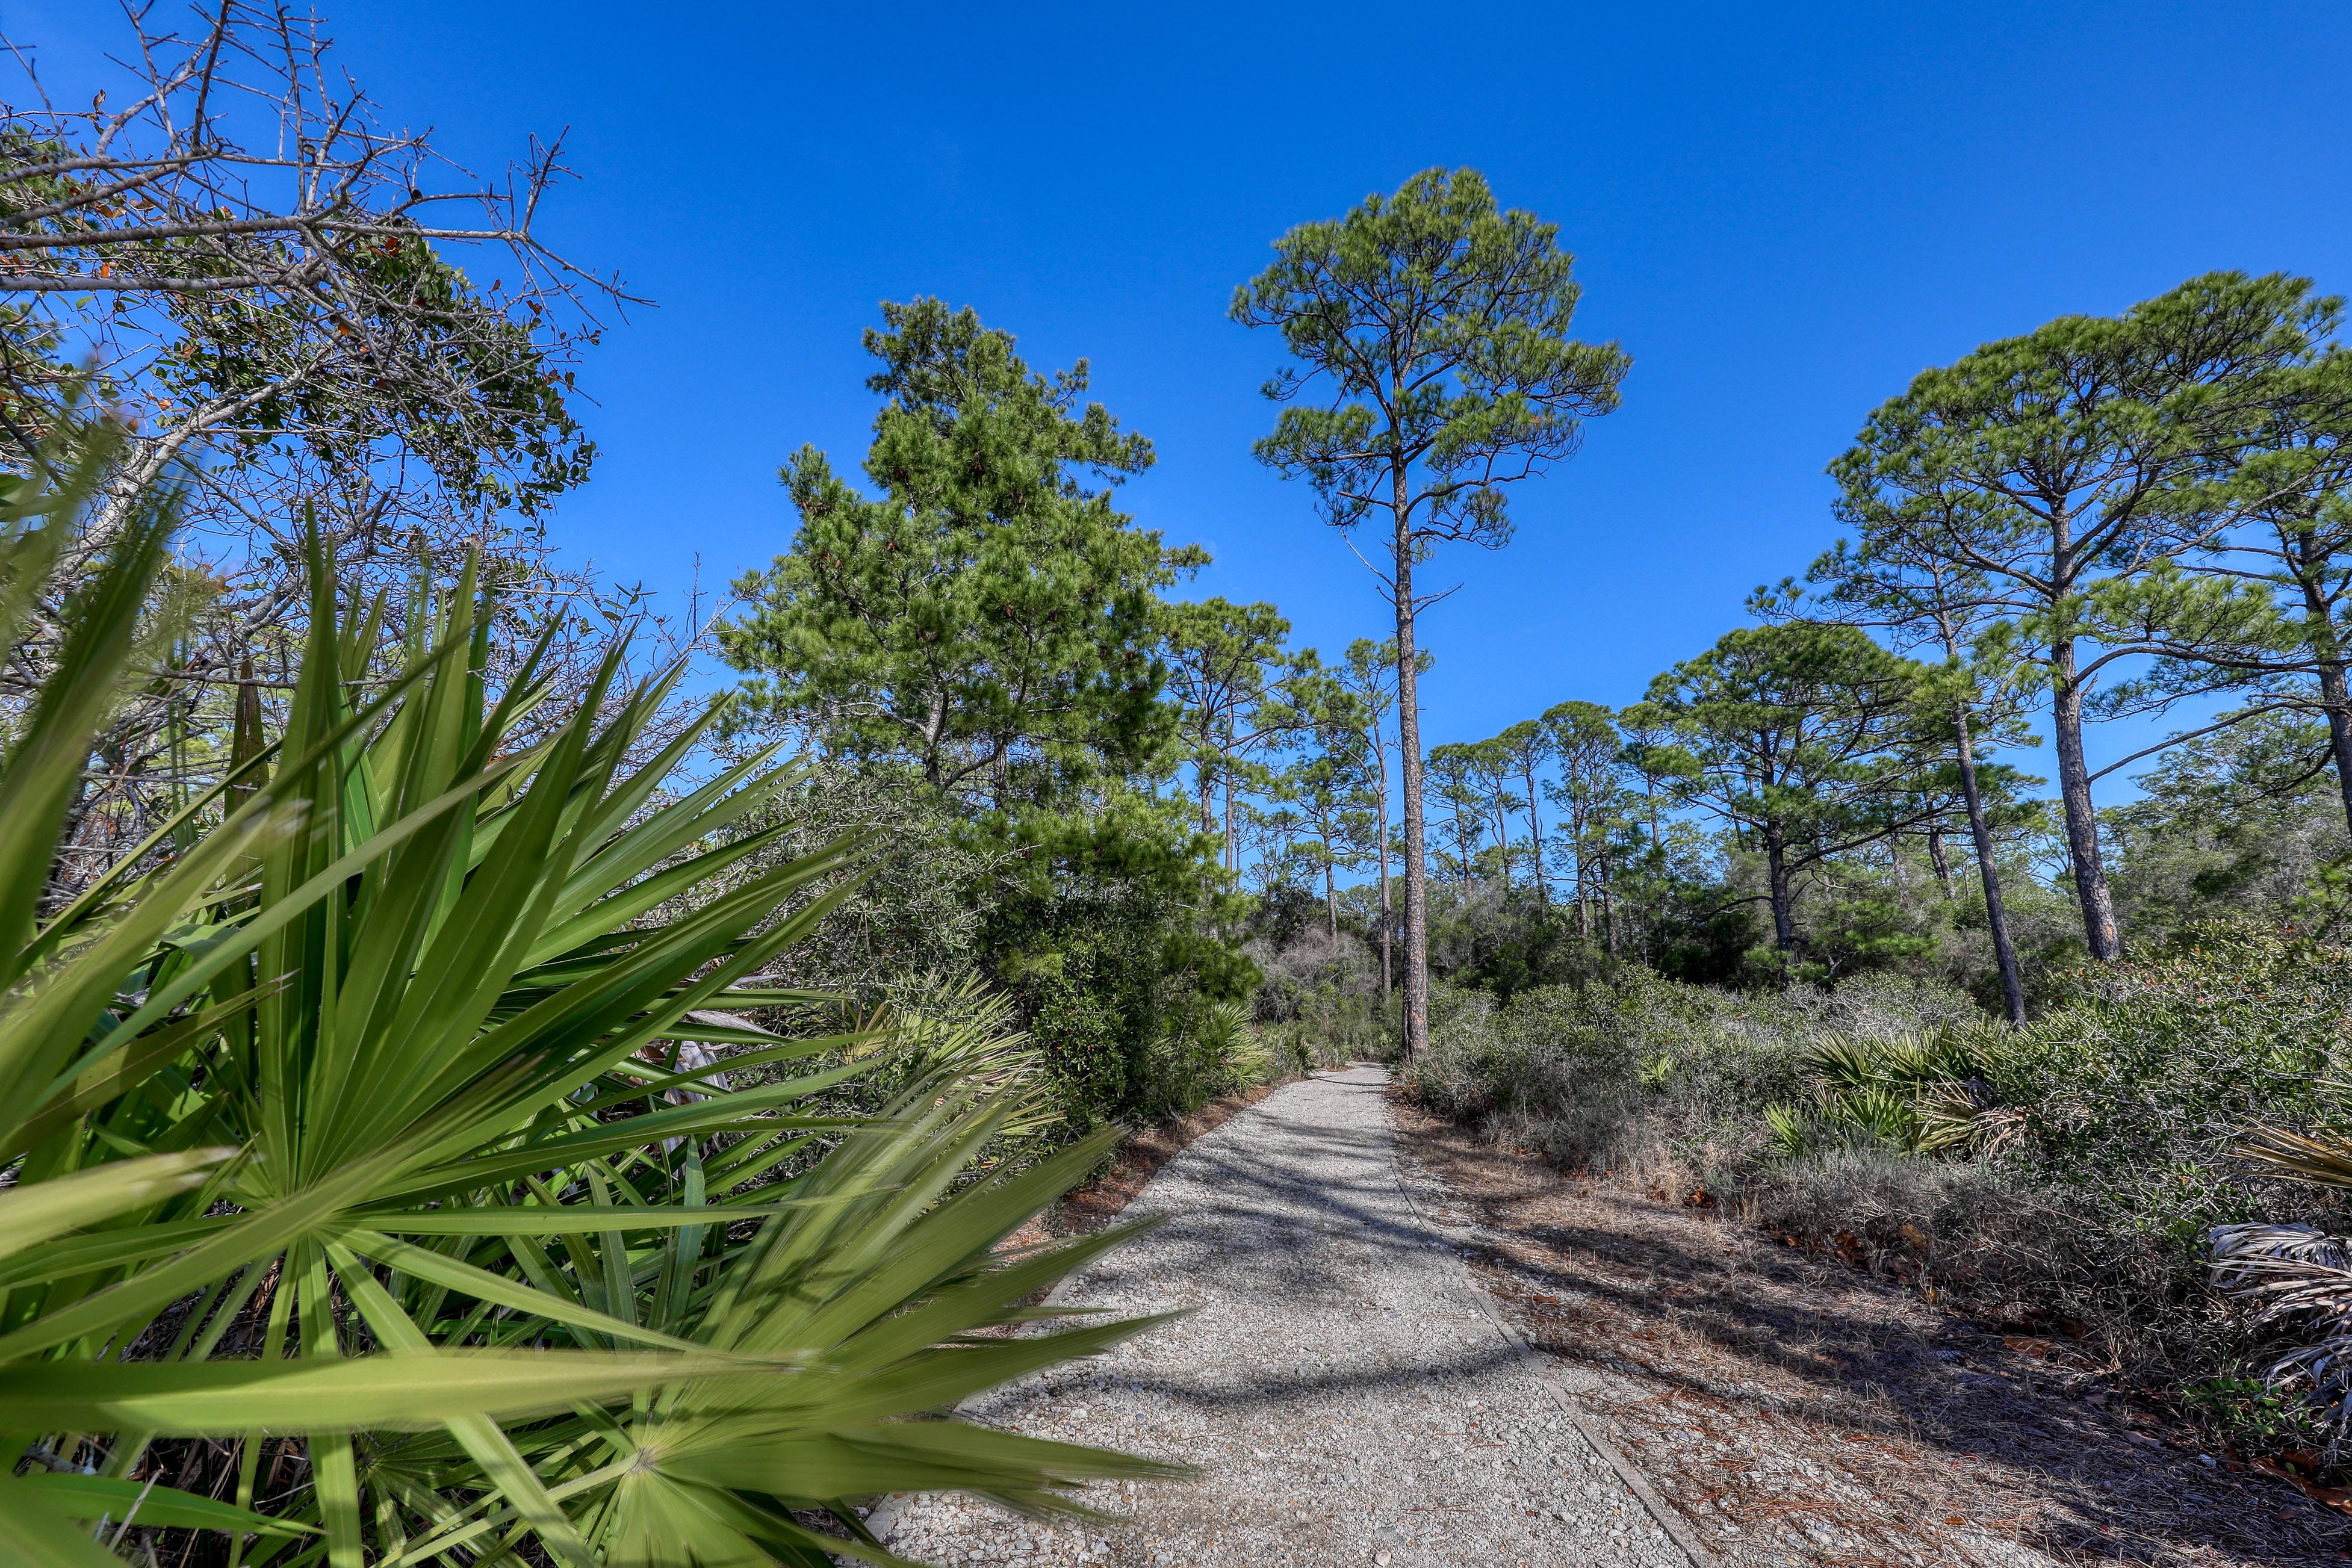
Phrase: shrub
[{"left": 1403, "top": 925, "right": 2352, "bottom": 1423}]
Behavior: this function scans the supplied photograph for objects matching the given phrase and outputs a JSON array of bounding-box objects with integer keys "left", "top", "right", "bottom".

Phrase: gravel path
[{"left": 873, "top": 1067, "right": 1695, "bottom": 1568}]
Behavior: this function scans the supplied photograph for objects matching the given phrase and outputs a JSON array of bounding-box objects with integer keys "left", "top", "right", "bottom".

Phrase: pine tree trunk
[
  {"left": 1394, "top": 477, "right": 1431, "bottom": 1061},
  {"left": 1599, "top": 854, "right": 1617, "bottom": 956},
  {"left": 2301, "top": 571, "right": 2352, "bottom": 844},
  {"left": 1575, "top": 817, "right": 1591, "bottom": 937},
  {"left": 1764, "top": 825, "right": 1797, "bottom": 958},
  {"left": 1926, "top": 826, "right": 1955, "bottom": 897},
  {"left": 2322, "top": 663, "right": 2352, "bottom": 844},
  {"left": 1953, "top": 698, "right": 2027, "bottom": 1026},
  {"left": 2050, "top": 639, "right": 2120, "bottom": 960},
  {"left": 1324, "top": 851, "right": 1339, "bottom": 947},
  {"left": 1223, "top": 776, "right": 1235, "bottom": 875},
  {"left": 1523, "top": 772, "right": 1547, "bottom": 905},
  {"left": 1378, "top": 773, "right": 1393, "bottom": 996}
]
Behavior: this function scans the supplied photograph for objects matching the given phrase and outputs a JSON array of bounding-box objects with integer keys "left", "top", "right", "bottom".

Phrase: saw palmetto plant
[
  {"left": 0, "top": 432, "right": 1179, "bottom": 1566},
  {"left": 1763, "top": 1030, "right": 2014, "bottom": 1159},
  {"left": 2211, "top": 1128, "right": 2352, "bottom": 1444}
]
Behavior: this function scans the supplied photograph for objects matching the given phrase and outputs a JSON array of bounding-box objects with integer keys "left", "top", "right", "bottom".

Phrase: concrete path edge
[{"left": 1381, "top": 1110, "right": 1716, "bottom": 1568}]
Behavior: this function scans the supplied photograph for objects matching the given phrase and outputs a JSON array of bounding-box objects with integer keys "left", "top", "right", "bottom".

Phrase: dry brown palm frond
[
  {"left": 2211, "top": 1221, "right": 2352, "bottom": 1435},
  {"left": 2235, "top": 1126, "right": 2352, "bottom": 1191},
  {"left": 1915, "top": 1082, "right": 2026, "bottom": 1156}
]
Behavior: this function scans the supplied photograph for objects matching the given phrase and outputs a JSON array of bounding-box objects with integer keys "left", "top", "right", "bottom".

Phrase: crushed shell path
[{"left": 872, "top": 1066, "right": 1698, "bottom": 1568}]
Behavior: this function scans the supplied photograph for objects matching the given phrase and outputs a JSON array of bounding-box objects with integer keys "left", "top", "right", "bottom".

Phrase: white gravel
[{"left": 871, "top": 1067, "right": 1696, "bottom": 1568}]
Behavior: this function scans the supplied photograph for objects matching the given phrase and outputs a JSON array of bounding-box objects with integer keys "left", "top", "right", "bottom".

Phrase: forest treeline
[{"left": 1216, "top": 264, "right": 2352, "bottom": 1042}]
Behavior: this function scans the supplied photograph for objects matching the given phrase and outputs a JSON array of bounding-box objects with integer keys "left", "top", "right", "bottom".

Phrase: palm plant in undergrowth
[
  {"left": 2211, "top": 1130, "right": 2352, "bottom": 1453},
  {"left": 1762, "top": 1032, "right": 2013, "bottom": 1158},
  {"left": 0, "top": 428, "right": 1181, "bottom": 1566}
]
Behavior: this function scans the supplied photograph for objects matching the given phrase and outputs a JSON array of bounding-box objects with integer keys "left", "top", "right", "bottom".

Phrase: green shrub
[{"left": 1404, "top": 926, "right": 2352, "bottom": 1410}]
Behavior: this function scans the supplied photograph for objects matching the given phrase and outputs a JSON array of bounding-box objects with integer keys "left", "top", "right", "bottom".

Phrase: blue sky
[{"left": 29, "top": 1, "right": 2352, "bottom": 792}]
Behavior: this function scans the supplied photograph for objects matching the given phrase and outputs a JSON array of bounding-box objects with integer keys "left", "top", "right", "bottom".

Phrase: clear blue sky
[{"left": 33, "top": 1, "right": 2352, "bottom": 784}]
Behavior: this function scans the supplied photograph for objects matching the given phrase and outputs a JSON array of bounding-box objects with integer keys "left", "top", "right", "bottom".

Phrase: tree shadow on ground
[{"left": 1392, "top": 1103, "right": 2352, "bottom": 1568}]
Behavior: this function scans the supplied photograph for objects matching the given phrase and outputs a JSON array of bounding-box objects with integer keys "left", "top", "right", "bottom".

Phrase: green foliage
[
  {"left": 1628, "top": 621, "right": 1947, "bottom": 959},
  {"left": 1829, "top": 271, "right": 2336, "bottom": 679},
  {"left": 0, "top": 438, "right": 1178, "bottom": 1566},
  {"left": 1232, "top": 167, "right": 1629, "bottom": 549},
  {"left": 1404, "top": 925, "right": 2352, "bottom": 1411},
  {"left": 1234, "top": 166, "right": 1630, "bottom": 1056},
  {"left": 1252, "top": 931, "right": 1393, "bottom": 1068},
  {"left": 723, "top": 299, "right": 1184, "bottom": 809},
  {"left": 156, "top": 231, "right": 594, "bottom": 519},
  {"left": 1983, "top": 922, "right": 2352, "bottom": 1195},
  {"left": 991, "top": 879, "right": 1258, "bottom": 1133},
  {"left": 1162, "top": 596, "right": 1296, "bottom": 848},
  {"left": 1791, "top": 1031, "right": 1993, "bottom": 1154},
  {"left": 2106, "top": 713, "right": 2352, "bottom": 943},
  {"left": 2180, "top": 1377, "right": 2326, "bottom": 1455},
  {"left": 720, "top": 302, "right": 1255, "bottom": 1138},
  {"left": 1829, "top": 270, "right": 2343, "bottom": 958},
  {"left": 1761, "top": 1101, "right": 1810, "bottom": 1159}
]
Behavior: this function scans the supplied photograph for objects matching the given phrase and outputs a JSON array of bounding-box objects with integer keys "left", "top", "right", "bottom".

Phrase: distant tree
[
  {"left": 1831, "top": 273, "right": 2334, "bottom": 959},
  {"left": 1162, "top": 598, "right": 1296, "bottom": 872},
  {"left": 1238, "top": 800, "right": 1312, "bottom": 901},
  {"left": 1334, "top": 637, "right": 1429, "bottom": 993},
  {"left": 1539, "top": 700, "right": 1624, "bottom": 941},
  {"left": 1489, "top": 719, "right": 1553, "bottom": 902},
  {"left": 1423, "top": 743, "right": 1488, "bottom": 888},
  {"left": 1630, "top": 622, "right": 1947, "bottom": 968},
  {"left": 1794, "top": 547, "right": 2044, "bottom": 1024},
  {"left": 2105, "top": 713, "right": 2352, "bottom": 942},
  {"left": 1276, "top": 655, "right": 1376, "bottom": 946},
  {"left": 1610, "top": 703, "right": 1722, "bottom": 964},
  {"left": 2130, "top": 346, "right": 2352, "bottom": 840},
  {"left": 1235, "top": 167, "right": 1629, "bottom": 1056},
  {"left": 1274, "top": 752, "right": 1358, "bottom": 947}
]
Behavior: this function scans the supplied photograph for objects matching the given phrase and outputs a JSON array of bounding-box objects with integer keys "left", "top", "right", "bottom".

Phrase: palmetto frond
[
  {"left": 2236, "top": 1126, "right": 2352, "bottom": 1191},
  {"left": 0, "top": 429, "right": 1179, "bottom": 1566},
  {"left": 2212, "top": 1221, "right": 2352, "bottom": 1435}
]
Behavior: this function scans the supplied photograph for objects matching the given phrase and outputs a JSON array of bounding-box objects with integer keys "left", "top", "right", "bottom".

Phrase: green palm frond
[
  {"left": 0, "top": 429, "right": 1180, "bottom": 1566},
  {"left": 1761, "top": 1100, "right": 1811, "bottom": 1158}
]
